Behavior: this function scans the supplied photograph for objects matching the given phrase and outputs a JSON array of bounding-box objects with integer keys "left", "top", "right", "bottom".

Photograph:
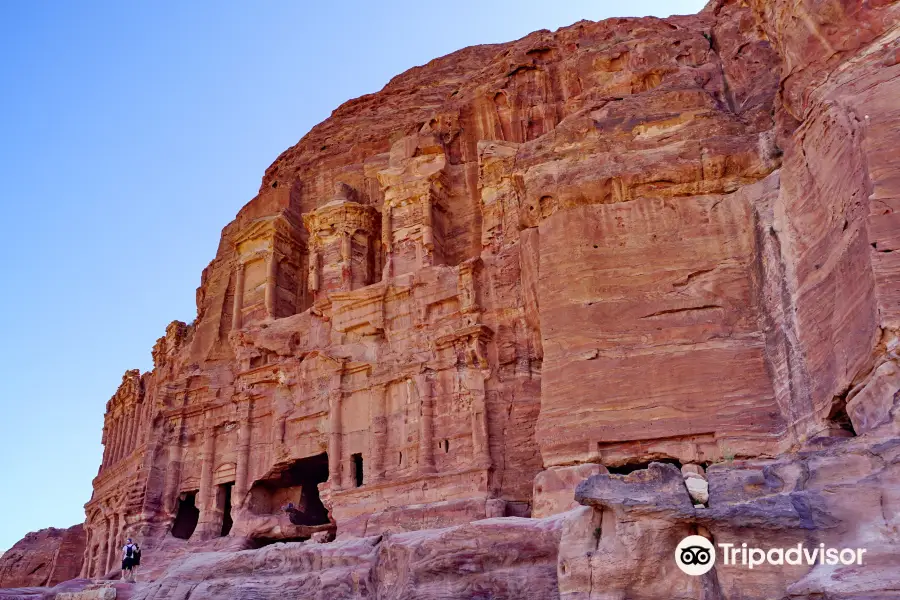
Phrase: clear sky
[{"left": 0, "top": 0, "right": 706, "bottom": 553}]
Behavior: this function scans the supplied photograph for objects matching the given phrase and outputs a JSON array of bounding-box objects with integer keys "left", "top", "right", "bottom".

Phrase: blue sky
[{"left": 0, "top": 0, "right": 706, "bottom": 553}]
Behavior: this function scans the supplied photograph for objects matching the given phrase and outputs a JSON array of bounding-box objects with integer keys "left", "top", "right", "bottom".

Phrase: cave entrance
[
  {"left": 219, "top": 482, "right": 234, "bottom": 537},
  {"left": 171, "top": 490, "right": 199, "bottom": 539},
  {"left": 246, "top": 453, "right": 330, "bottom": 529}
]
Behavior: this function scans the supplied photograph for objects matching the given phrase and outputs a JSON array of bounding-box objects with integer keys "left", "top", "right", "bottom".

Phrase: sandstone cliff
[
  {"left": 0, "top": 526, "right": 84, "bottom": 589},
  {"left": 2, "top": 0, "right": 900, "bottom": 598}
]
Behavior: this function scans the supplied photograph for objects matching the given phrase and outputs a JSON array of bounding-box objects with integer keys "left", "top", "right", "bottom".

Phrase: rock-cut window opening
[{"left": 352, "top": 453, "right": 363, "bottom": 488}]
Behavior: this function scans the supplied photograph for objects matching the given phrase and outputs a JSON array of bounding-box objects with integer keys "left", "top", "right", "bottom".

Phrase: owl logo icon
[{"left": 675, "top": 535, "right": 716, "bottom": 576}]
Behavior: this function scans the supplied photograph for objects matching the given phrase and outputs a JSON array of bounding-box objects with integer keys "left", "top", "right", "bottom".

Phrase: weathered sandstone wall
[{"left": 0, "top": 526, "right": 85, "bottom": 589}]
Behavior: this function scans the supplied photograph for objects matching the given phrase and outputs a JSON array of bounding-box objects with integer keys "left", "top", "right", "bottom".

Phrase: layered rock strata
[
  {"left": 80, "top": 3, "right": 797, "bottom": 574},
  {"left": 0, "top": 526, "right": 85, "bottom": 589},
  {"left": 71, "top": 0, "right": 900, "bottom": 578}
]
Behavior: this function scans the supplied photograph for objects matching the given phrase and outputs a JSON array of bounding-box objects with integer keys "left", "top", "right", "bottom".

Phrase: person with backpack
[
  {"left": 132, "top": 542, "right": 142, "bottom": 580},
  {"left": 121, "top": 538, "right": 138, "bottom": 583}
]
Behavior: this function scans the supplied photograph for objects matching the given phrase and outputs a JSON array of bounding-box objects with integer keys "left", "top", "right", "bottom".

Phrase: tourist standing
[{"left": 121, "top": 538, "right": 138, "bottom": 583}]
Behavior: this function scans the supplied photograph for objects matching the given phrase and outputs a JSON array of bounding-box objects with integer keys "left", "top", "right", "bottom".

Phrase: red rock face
[
  {"left": 3, "top": 0, "right": 900, "bottom": 598},
  {"left": 76, "top": 0, "right": 900, "bottom": 571},
  {"left": 0, "top": 525, "right": 84, "bottom": 589}
]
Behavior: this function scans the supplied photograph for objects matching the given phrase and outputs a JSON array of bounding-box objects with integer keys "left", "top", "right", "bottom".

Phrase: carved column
[
  {"left": 116, "top": 415, "right": 126, "bottom": 462},
  {"left": 368, "top": 384, "right": 388, "bottom": 482},
  {"left": 108, "top": 419, "right": 117, "bottom": 465},
  {"left": 414, "top": 375, "right": 436, "bottom": 475},
  {"left": 122, "top": 414, "right": 130, "bottom": 459},
  {"left": 340, "top": 231, "right": 352, "bottom": 290},
  {"left": 111, "top": 416, "right": 122, "bottom": 464},
  {"left": 328, "top": 385, "right": 343, "bottom": 492},
  {"left": 163, "top": 417, "right": 184, "bottom": 516},
  {"left": 124, "top": 408, "right": 135, "bottom": 459},
  {"left": 118, "top": 415, "right": 127, "bottom": 461},
  {"left": 125, "top": 409, "right": 134, "bottom": 458},
  {"left": 459, "top": 262, "right": 477, "bottom": 314},
  {"left": 132, "top": 407, "right": 140, "bottom": 454},
  {"left": 467, "top": 370, "right": 492, "bottom": 469},
  {"left": 116, "top": 514, "right": 127, "bottom": 558},
  {"left": 105, "top": 513, "right": 117, "bottom": 574},
  {"left": 80, "top": 525, "right": 93, "bottom": 578},
  {"left": 232, "top": 263, "right": 245, "bottom": 330},
  {"left": 360, "top": 234, "right": 371, "bottom": 284},
  {"left": 96, "top": 518, "right": 108, "bottom": 577},
  {"left": 101, "top": 426, "right": 110, "bottom": 468},
  {"left": 381, "top": 205, "right": 393, "bottom": 280},
  {"left": 234, "top": 400, "right": 253, "bottom": 509},
  {"left": 264, "top": 252, "right": 277, "bottom": 318},
  {"left": 197, "top": 416, "right": 216, "bottom": 536},
  {"left": 421, "top": 196, "right": 434, "bottom": 266},
  {"left": 308, "top": 248, "right": 319, "bottom": 295}
]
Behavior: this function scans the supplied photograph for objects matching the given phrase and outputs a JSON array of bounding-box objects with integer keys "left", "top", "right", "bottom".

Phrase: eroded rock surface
[
  {"left": 564, "top": 419, "right": 900, "bottom": 599},
  {"left": 131, "top": 516, "right": 562, "bottom": 600},
  {"left": 72, "top": 0, "right": 801, "bottom": 577},
  {"left": 0, "top": 526, "right": 84, "bottom": 589}
]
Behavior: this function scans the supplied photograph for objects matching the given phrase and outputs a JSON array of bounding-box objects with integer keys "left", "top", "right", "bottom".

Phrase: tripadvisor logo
[
  {"left": 675, "top": 536, "right": 716, "bottom": 576},
  {"left": 675, "top": 536, "right": 868, "bottom": 576}
]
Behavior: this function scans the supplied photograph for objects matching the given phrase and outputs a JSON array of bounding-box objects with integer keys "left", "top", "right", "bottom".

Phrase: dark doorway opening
[
  {"left": 246, "top": 453, "right": 331, "bottom": 529},
  {"left": 219, "top": 482, "right": 234, "bottom": 537},
  {"left": 605, "top": 458, "right": 683, "bottom": 475},
  {"left": 352, "top": 453, "right": 363, "bottom": 487},
  {"left": 171, "top": 491, "right": 199, "bottom": 539}
]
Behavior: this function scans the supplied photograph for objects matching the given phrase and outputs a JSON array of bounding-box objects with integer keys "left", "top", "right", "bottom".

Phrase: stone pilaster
[
  {"left": 108, "top": 418, "right": 117, "bottom": 465},
  {"left": 120, "top": 412, "right": 129, "bottom": 460},
  {"left": 96, "top": 518, "right": 107, "bottom": 577},
  {"left": 265, "top": 252, "right": 277, "bottom": 318},
  {"left": 233, "top": 399, "right": 253, "bottom": 509},
  {"left": 80, "top": 526, "right": 92, "bottom": 578},
  {"left": 101, "top": 424, "right": 110, "bottom": 468},
  {"left": 116, "top": 514, "right": 127, "bottom": 559},
  {"left": 196, "top": 415, "right": 217, "bottom": 537},
  {"left": 340, "top": 232, "right": 352, "bottom": 290},
  {"left": 381, "top": 205, "right": 393, "bottom": 280},
  {"left": 421, "top": 195, "right": 434, "bottom": 266},
  {"left": 466, "top": 370, "right": 492, "bottom": 469},
  {"left": 308, "top": 249, "right": 319, "bottom": 294},
  {"left": 124, "top": 408, "right": 135, "bottom": 459},
  {"left": 415, "top": 375, "right": 436, "bottom": 475},
  {"left": 112, "top": 415, "right": 122, "bottom": 464},
  {"left": 458, "top": 261, "right": 478, "bottom": 314},
  {"left": 328, "top": 379, "right": 343, "bottom": 492},
  {"left": 368, "top": 384, "right": 388, "bottom": 482},
  {"left": 163, "top": 417, "right": 184, "bottom": 516},
  {"left": 232, "top": 263, "right": 245, "bottom": 330},
  {"left": 104, "top": 513, "right": 117, "bottom": 574}
]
